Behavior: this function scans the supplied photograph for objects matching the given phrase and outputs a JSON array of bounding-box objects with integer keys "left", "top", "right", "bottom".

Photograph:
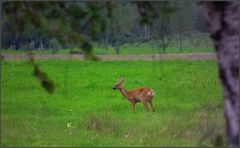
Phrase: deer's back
[{"left": 127, "top": 87, "right": 152, "bottom": 101}]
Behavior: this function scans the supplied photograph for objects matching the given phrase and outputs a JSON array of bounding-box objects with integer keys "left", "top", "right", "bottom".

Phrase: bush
[{"left": 49, "top": 39, "right": 62, "bottom": 50}]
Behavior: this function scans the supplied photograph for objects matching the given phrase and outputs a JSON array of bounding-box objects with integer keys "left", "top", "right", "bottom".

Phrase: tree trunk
[
  {"left": 200, "top": 1, "right": 239, "bottom": 147},
  {"left": 179, "top": 0, "right": 183, "bottom": 53},
  {"left": 105, "top": 36, "right": 109, "bottom": 53},
  {"left": 115, "top": 46, "right": 120, "bottom": 54},
  {"left": 144, "top": 26, "right": 150, "bottom": 38}
]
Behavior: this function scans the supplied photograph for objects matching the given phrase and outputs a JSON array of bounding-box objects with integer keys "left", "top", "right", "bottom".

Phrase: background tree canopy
[
  {"left": 2, "top": 1, "right": 113, "bottom": 59},
  {"left": 2, "top": 1, "right": 208, "bottom": 55}
]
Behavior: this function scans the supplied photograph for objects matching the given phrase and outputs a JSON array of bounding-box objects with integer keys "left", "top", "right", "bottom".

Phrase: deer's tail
[{"left": 147, "top": 89, "right": 156, "bottom": 98}]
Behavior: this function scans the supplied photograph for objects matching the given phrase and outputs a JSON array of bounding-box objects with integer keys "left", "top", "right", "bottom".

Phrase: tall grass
[{"left": 2, "top": 60, "right": 225, "bottom": 146}]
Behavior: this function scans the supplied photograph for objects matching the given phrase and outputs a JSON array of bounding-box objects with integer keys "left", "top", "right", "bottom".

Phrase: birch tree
[{"left": 199, "top": 1, "right": 239, "bottom": 147}]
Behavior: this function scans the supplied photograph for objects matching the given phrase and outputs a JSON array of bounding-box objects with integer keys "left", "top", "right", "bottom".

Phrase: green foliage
[
  {"left": 136, "top": 2, "right": 158, "bottom": 26},
  {"left": 33, "top": 65, "right": 55, "bottom": 94},
  {"left": 2, "top": 1, "right": 112, "bottom": 59},
  {"left": 2, "top": 60, "right": 225, "bottom": 146},
  {"left": 27, "top": 53, "right": 55, "bottom": 94},
  {"left": 49, "top": 39, "right": 62, "bottom": 50}
]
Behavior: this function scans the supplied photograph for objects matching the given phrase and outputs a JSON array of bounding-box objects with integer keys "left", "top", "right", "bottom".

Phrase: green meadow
[
  {"left": 1, "top": 60, "right": 225, "bottom": 146},
  {"left": 2, "top": 46, "right": 214, "bottom": 55}
]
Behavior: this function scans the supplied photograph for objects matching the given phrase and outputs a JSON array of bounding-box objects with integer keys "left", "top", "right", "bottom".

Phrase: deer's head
[{"left": 112, "top": 78, "right": 125, "bottom": 90}]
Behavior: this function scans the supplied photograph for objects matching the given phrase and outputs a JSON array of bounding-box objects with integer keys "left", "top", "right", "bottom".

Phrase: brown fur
[{"left": 113, "top": 78, "right": 156, "bottom": 112}]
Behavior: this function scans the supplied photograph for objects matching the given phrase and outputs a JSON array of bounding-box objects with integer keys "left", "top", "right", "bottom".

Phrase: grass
[
  {"left": 2, "top": 46, "right": 214, "bottom": 55},
  {"left": 93, "top": 46, "right": 214, "bottom": 55},
  {"left": 1, "top": 59, "right": 225, "bottom": 146}
]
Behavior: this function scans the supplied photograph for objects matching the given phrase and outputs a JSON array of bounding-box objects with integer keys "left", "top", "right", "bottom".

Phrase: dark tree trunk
[
  {"left": 115, "top": 46, "right": 120, "bottom": 54},
  {"left": 105, "top": 36, "right": 109, "bottom": 53},
  {"left": 179, "top": 0, "right": 183, "bottom": 53},
  {"left": 200, "top": 1, "right": 239, "bottom": 147}
]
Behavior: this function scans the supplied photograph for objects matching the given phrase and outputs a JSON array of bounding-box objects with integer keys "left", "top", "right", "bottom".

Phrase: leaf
[
  {"left": 41, "top": 79, "right": 55, "bottom": 94},
  {"left": 67, "top": 4, "right": 87, "bottom": 19},
  {"left": 28, "top": 53, "right": 55, "bottom": 94},
  {"left": 33, "top": 65, "right": 40, "bottom": 77},
  {"left": 81, "top": 41, "right": 92, "bottom": 54},
  {"left": 106, "top": 2, "right": 113, "bottom": 18},
  {"left": 160, "top": 7, "right": 177, "bottom": 16},
  {"left": 0, "top": 55, "right": 4, "bottom": 61},
  {"left": 84, "top": 54, "right": 100, "bottom": 61}
]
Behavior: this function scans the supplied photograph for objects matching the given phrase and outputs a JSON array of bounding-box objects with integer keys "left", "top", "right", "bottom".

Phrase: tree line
[{"left": 1, "top": 1, "right": 208, "bottom": 54}]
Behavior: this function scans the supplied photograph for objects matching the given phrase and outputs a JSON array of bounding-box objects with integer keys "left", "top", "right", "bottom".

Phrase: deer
[{"left": 112, "top": 78, "right": 156, "bottom": 112}]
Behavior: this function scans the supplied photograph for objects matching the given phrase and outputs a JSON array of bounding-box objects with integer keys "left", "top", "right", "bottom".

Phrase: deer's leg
[
  {"left": 149, "top": 101, "right": 155, "bottom": 112},
  {"left": 142, "top": 101, "right": 149, "bottom": 112},
  {"left": 131, "top": 102, "right": 136, "bottom": 111}
]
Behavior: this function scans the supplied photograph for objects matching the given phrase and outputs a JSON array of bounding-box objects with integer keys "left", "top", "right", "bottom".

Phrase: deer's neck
[{"left": 119, "top": 87, "right": 130, "bottom": 100}]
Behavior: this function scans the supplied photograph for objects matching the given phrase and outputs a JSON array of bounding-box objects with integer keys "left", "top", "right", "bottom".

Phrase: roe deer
[{"left": 112, "top": 78, "right": 156, "bottom": 112}]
